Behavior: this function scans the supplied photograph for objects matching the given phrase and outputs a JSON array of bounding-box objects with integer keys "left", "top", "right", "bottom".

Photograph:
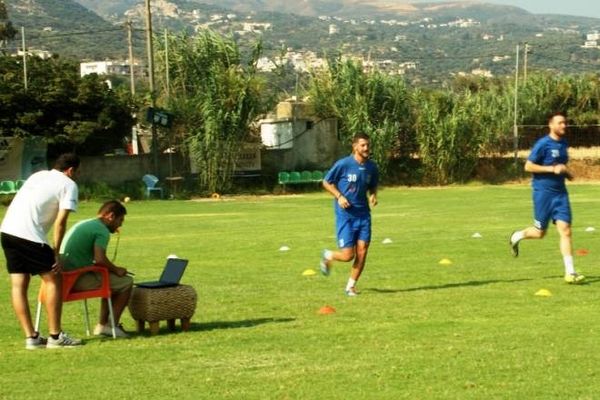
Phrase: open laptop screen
[{"left": 159, "top": 258, "right": 188, "bottom": 284}]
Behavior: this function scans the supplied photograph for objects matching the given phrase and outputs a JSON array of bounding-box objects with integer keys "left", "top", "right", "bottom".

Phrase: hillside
[
  {"left": 75, "top": 0, "right": 532, "bottom": 20},
  {"left": 6, "top": 0, "right": 132, "bottom": 59},
  {"left": 5, "top": 0, "right": 600, "bottom": 85}
]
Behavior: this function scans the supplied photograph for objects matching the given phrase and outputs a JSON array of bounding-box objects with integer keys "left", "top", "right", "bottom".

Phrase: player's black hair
[
  {"left": 352, "top": 133, "right": 370, "bottom": 143},
  {"left": 547, "top": 111, "right": 567, "bottom": 123},
  {"left": 53, "top": 153, "right": 80, "bottom": 171},
  {"left": 98, "top": 200, "right": 127, "bottom": 218}
]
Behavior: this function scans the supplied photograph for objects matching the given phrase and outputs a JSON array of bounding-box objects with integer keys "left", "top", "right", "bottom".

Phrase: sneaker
[
  {"left": 509, "top": 231, "right": 519, "bottom": 257},
  {"left": 94, "top": 323, "right": 129, "bottom": 338},
  {"left": 564, "top": 273, "right": 586, "bottom": 284},
  {"left": 46, "top": 332, "right": 82, "bottom": 348},
  {"left": 345, "top": 287, "right": 358, "bottom": 297},
  {"left": 319, "top": 250, "right": 331, "bottom": 276},
  {"left": 25, "top": 333, "right": 47, "bottom": 350}
]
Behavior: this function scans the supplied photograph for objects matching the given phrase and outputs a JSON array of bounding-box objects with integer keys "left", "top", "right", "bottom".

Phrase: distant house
[
  {"left": 15, "top": 49, "right": 53, "bottom": 60},
  {"left": 471, "top": 68, "right": 493, "bottom": 78},
  {"left": 242, "top": 22, "right": 272, "bottom": 33},
  {"left": 80, "top": 61, "right": 142, "bottom": 78},
  {"left": 492, "top": 55, "right": 511, "bottom": 62},
  {"left": 582, "top": 40, "right": 599, "bottom": 49},
  {"left": 587, "top": 31, "right": 600, "bottom": 41}
]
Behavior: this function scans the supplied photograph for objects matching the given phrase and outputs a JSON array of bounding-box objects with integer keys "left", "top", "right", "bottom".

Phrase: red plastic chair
[{"left": 34, "top": 266, "right": 116, "bottom": 339}]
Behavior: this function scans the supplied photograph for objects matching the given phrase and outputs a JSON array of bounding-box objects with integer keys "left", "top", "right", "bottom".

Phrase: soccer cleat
[
  {"left": 25, "top": 333, "right": 47, "bottom": 350},
  {"left": 345, "top": 287, "right": 358, "bottom": 297},
  {"left": 564, "top": 273, "right": 585, "bottom": 284},
  {"left": 319, "top": 250, "right": 331, "bottom": 276},
  {"left": 94, "top": 323, "right": 129, "bottom": 338},
  {"left": 46, "top": 332, "right": 82, "bottom": 349},
  {"left": 509, "top": 231, "right": 519, "bottom": 257}
]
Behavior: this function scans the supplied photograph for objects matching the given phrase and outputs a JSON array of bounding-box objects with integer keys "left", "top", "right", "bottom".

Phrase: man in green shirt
[{"left": 60, "top": 200, "right": 133, "bottom": 338}]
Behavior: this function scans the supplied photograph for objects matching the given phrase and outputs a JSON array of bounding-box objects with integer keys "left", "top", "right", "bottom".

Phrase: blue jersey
[
  {"left": 325, "top": 155, "right": 378, "bottom": 218},
  {"left": 528, "top": 135, "right": 568, "bottom": 193}
]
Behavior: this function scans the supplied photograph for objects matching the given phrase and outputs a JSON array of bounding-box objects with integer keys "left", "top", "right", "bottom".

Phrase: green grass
[{"left": 1, "top": 184, "right": 600, "bottom": 399}]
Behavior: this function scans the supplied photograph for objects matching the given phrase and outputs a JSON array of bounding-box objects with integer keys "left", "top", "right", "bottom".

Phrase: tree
[
  {"left": 0, "top": 0, "right": 17, "bottom": 52},
  {"left": 154, "top": 30, "right": 265, "bottom": 194},
  {"left": 0, "top": 55, "right": 134, "bottom": 156},
  {"left": 307, "top": 57, "right": 414, "bottom": 179}
]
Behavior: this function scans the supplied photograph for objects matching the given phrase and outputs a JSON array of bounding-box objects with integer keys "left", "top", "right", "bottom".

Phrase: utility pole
[
  {"left": 513, "top": 44, "right": 520, "bottom": 164},
  {"left": 523, "top": 42, "right": 529, "bottom": 83},
  {"left": 164, "top": 28, "right": 170, "bottom": 100},
  {"left": 144, "top": 0, "right": 159, "bottom": 175},
  {"left": 164, "top": 28, "right": 173, "bottom": 179},
  {"left": 21, "top": 26, "right": 27, "bottom": 90},
  {"left": 126, "top": 20, "right": 136, "bottom": 96}
]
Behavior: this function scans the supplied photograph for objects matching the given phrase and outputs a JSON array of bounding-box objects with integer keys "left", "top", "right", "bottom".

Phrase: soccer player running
[
  {"left": 320, "top": 133, "right": 378, "bottom": 296},
  {"left": 509, "top": 112, "right": 585, "bottom": 284}
]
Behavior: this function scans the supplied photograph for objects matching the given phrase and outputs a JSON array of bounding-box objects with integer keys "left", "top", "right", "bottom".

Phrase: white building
[
  {"left": 16, "top": 49, "right": 53, "bottom": 60},
  {"left": 242, "top": 22, "right": 272, "bottom": 33},
  {"left": 256, "top": 57, "right": 278, "bottom": 72},
  {"left": 80, "top": 61, "right": 141, "bottom": 78},
  {"left": 471, "top": 68, "right": 493, "bottom": 78},
  {"left": 587, "top": 31, "right": 600, "bottom": 41},
  {"left": 582, "top": 40, "right": 599, "bottom": 49},
  {"left": 329, "top": 24, "right": 339, "bottom": 35},
  {"left": 493, "top": 55, "right": 511, "bottom": 62}
]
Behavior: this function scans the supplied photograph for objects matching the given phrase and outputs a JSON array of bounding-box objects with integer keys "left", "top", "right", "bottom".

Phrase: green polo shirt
[{"left": 60, "top": 218, "right": 110, "bottom": 271}]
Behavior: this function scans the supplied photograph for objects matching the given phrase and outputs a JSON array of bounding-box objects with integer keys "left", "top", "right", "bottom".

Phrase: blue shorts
[
  {"left": 336, "top": 215, "right": 371, "bottom": 249},
  {"left": 533, "top": 190, "right": 571, "bottom": 230}
]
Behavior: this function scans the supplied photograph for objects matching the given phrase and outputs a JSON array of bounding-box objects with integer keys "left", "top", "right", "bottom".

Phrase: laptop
[{"left": 135, "top": 258, "right": 188, "bottom": 288}]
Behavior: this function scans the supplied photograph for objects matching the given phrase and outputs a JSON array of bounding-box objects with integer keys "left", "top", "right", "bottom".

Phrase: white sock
[
  {"left": 563, "top": 256, "right": 575, "bottom": 275},
  {"left": 346, "top": 278, "right": 356, "bottom": 291},
  {"left": 323, "top": 250, "right": 333, "bottom": 261},
  {"left": 511, "top": 230, "right": 525, "bottom": 244}
]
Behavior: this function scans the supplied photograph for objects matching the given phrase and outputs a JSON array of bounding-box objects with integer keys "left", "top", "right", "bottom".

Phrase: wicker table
[{"left": 128, "top": 284, "right": 197, "bottom": 335}]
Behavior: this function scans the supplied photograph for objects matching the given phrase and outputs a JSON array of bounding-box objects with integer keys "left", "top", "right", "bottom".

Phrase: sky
[{"left": 410, "top": 0, "right": 600, "bottom": 19}]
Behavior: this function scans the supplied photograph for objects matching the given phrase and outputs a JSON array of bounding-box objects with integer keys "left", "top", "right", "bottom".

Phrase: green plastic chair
[
  {"left": 289, "top": 172, "right": 301, "bottom": 183},
  {"left": 278, "top": 172, "right": 290, "bottom": 184},
  {"left": 0, "top": 180, "right": 17, "bottom": 195},
  {"left": 15, "top": 180, "right": 25, "bottom": 191},
  {"left": 312, "top": 171, "right": 324, "bottom": 181},
  {"left": 300, "top": 171, "right": 312, "bottom": 182}
]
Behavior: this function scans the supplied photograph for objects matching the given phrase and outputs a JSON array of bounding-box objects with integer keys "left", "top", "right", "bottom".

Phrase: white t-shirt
[{"left": 1, "top": 169, "right": 78, "bottom": 245}]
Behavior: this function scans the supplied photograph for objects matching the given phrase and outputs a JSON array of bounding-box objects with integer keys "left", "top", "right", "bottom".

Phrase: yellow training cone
[
  {"left": 535, "top": 289, "right": 552, "bottom": 297},
  {"left": 439, "top": 258, "right": 453, "bottom": 265},
  {"left": 302, "top": 269, "right": 317, "bottom": 276}
]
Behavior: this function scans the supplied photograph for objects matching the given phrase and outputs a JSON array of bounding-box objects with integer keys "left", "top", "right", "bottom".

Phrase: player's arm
[
  {"left": 322, "top": 180, "right": 350, "bottom": 209},
  {"left": 52, "top": 209, "right": 72, "bottom": 272},
  {"left": 524, "top": 160, "right": 571, "bottom": 178},
  {"left": 369, "top": 167, "right": 379, "bottom": 207},
  {"left": 369, "top": 187, "right": 378, "bottom": 207},
  {"left": 93, "top": 245, "right": 127, "bottom": 277}
]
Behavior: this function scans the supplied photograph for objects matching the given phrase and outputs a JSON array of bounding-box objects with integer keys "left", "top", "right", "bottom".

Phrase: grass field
[{"left": 1, "top": 184, "right": 600, "bottom": 399}]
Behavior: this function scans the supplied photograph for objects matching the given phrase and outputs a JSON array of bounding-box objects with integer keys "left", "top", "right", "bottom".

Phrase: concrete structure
[{"left": 259, "top": 100, "right": 342, "bottom": 174}]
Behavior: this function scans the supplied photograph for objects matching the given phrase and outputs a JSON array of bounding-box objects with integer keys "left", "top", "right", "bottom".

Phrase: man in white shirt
[{"left": 1, "top": 153, "right": 82, "bottom": 349}]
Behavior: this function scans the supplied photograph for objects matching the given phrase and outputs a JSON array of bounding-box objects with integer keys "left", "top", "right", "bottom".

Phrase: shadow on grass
[
  {"left": 542, "top": 275, "right": 600, "bottom": 285},
  {"left": 364, "top": 278, "right": 533, "bottom": 294},
  {"left": 189, "top": 317, "right": 295, "bottom": 332}
]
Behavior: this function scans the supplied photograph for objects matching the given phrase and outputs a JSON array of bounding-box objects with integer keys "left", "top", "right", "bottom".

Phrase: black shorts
[{"left": 1, "top": 232, "right": 55, "bottom": 275}]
